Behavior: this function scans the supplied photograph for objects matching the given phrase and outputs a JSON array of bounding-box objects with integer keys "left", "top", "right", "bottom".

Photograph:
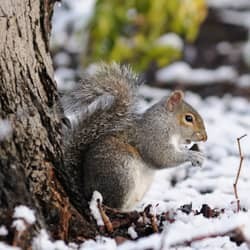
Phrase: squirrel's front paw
[{"left": 188, "top": 151, "right": 205, "bottom": 167}]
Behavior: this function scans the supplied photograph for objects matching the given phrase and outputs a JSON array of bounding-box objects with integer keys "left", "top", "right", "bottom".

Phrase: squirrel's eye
[{"left": 185, "top": 114, "right": 193, "bottom": 123}]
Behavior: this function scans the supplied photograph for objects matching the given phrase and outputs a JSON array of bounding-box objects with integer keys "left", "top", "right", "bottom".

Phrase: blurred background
[{"left": 50, "top": 0, "right": 250, "bottom": 97}]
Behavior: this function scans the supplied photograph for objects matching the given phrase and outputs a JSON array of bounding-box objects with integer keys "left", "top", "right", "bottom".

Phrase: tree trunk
[{"left": 0, "top": 0, "right": 96, "bottom": 247}]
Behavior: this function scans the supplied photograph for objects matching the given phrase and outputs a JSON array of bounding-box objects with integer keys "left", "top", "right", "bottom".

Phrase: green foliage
[{"left": 84, "top": 0, "right": 207, "bottom": 71}]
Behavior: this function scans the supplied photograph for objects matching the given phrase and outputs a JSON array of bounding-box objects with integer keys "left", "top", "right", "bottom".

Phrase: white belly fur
[{"left": 123, "top": 158, "right": 155, "bottom": 210}]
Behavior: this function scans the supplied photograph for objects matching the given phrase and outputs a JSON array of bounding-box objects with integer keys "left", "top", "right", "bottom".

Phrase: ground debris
[
  {"left": 92, "top": 202, "right": 227, "bottom": 241},
  {"left": 195, "top": 204, "right": 222, "bottom": 218}
]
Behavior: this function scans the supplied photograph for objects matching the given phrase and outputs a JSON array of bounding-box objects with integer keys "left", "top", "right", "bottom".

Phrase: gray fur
[
  {"left": 62, "top": 62, "right": 141, "bottom": 145},
  {"left": 61, "top": 63, "right": 207, "bottom": 210},
  {"left": 134, "top": 99, "right": 205, "bottom": 169}
]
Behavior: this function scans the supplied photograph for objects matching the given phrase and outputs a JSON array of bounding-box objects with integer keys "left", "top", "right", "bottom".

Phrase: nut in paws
[{"left": 189, "top": 151, "right": 205, "bottom": 167}]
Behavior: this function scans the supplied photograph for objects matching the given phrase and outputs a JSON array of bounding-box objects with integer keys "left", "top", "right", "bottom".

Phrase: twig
[
  {"left": 170, "top": 227, "right": 249, "bottom": 248},
  {"left": 233, "top": 134, "right": 247, "bottom": 212},
  {"left": 60, "top": 198, "right": 71, "bottom": 240},
  {"left": 97, "top": 199, "right": 114, "bottom": 233},
  {"left": 144, "top": 205, "right": 159, "bottom": 233},
  {"left": 142, "top": 211, "right": 147, "bottom": 225},
  {"left": 12, "top": 220, "right": 30, "bottom": 247},
  {"left": 150, "top": 213, "right": 158, "bottom": 233}
]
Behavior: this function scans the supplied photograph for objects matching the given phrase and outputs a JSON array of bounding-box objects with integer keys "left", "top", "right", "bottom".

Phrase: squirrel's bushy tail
[
  {"left": 62, "top": 62, "right": 142, "bottom": 147},
  {"left": 60, "top": 63, "right": 142, "bottom": 209}
]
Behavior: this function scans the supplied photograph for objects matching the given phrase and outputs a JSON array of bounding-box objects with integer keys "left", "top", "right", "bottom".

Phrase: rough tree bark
[{"left": 0, "top": 0, "right": 96, "bottom": 248}]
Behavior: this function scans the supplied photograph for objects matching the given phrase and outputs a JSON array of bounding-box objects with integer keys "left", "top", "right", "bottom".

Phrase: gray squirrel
[{"left": 61, "top": 63, "right": 207, "bottom": 211}]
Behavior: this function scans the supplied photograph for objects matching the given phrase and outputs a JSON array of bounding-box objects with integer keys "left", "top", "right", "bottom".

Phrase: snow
[
  {"left": 51, "top": 0, "right": 96, "bottom": 52},
  {"left": 11, "top": 219, "right": 26, "bottom": 232},
  {"left": 243, "top": 41, "right": 250, "bottom": 67},
  {"left": 32, "top": 229, "right": 73, "bottom": 250},
  {"left": 0, "top": 226, "right": 8, "bottom": 236},
  {"left": 156, "top": 33, "right": 183, "bottom": 50},
  {"left": 156, "top": 62, "right": 237, "bottom": 84},
  {"left": 0, "top": 119, "right": 12, "bottom": 141},
  {"left": 55, "top": 68, "right": 76, "bottom": 90},
  {"left": 191, "top": 237, "right": 249, "bottom": 250},
  {"left": 54, "top": 52, "right": 71, "bottom": 67},
  {"left": 218, "top": 10, "right": 250, "bottom": 28},
  {"left": 89, "top": 191, "right": 104, "bottom": 226},
  {"left": 119, "top": 233, "right": 161, "bottom": 250},
  {"left": 11, "top": 206, "right": 36, "bottom": 232},
  {"left": 0, "top": 243, "right": 20, "bottom": 250},
  {"left": 127, "top": 226, "right": 138, "bottom": 240},
  {"left": 162, "top": 212, "right": 250, "bottom": 247},
  {"left": 13, "top": 205, "right": 36, "bottom": 225},
  {"left": 238, "top": 74, "right": 250, "bottom": 87},
  {"left": 206, "top": 0, "right": 250, "bottom": 9},
  {"left": 80, "top": 237, "right": 116, "bottom": 250},
  {"left": 216, "top": 41, "right": 233, "bottom": 55}
]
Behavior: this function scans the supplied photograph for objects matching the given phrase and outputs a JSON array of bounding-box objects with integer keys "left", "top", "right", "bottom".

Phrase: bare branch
[
  {"left": 233, "top": 134, "right": 247, "bottom": 212},
  {"left": 169, "top": 227, "right": 250, "bottom": 249},
  {"left": 144, "top": 205, "right": 159, "bottom": 233},
  {"left": 97, "top": 199, "right": 114, "bottom": 233}
]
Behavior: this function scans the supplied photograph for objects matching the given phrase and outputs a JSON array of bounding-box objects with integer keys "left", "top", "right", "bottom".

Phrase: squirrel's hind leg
[{"left": 82, "top": 135, "right": 137, "bottom": 210}]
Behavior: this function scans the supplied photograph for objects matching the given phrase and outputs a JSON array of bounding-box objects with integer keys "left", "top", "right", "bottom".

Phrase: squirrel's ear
[{"left": 166, "top": 90, "right": 184, "bottom": 112}]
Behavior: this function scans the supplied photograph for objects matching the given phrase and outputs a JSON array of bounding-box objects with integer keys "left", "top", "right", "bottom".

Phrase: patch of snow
[
  {"left": 156, "top": 33, "right": 183, "bottom": 50},
  {"left": 55, "top": 68, "right": 76, "bottom": 91},
  {"left": 218, "top": 10, "right": 250, "bottom": 28},
  {"left": 12, "top": 219, "right": 26, "bottom": 232},
  {"left": 216, "top": 41, "right": 233, "bottom": 55},
  {"left": 80, "top": 237, "right": 116, "bottom": 250},
  {"left": 13, "top": 205, "right": 36, "bottom": 225},
  {"left": 238, "top": 74, "right": 250, "bottom": 87},
  {"left": 32, "top": 229, "right": 73, "bottom": 250},
  {"left": 51, "top": 0, "right": 96, "bottom": 52},
  {"left": 0, "top": 225, "right": 8, "bottom": 236},
  {"left": 242, "top": 221, "right": 250, "bottom": 242},
  {"left": 139, "top": 85, "right": 169, "bottom": 100},
  {"left": 0, "top": 243, "right": 20, "bottom": 250},
  {"left": 84, "top": 63, "right": 100, "bottom": 76},
  {"left": 128, "top": 226, "right": 138, "bottom": 239},
  {"left": 229, "top": 97, "right": 250, "bottom": 113},
  {"left": 162, "top": 212, "right": 250, "bottom": 248},
  {"left": 0, "top": 119, "right": 12, "bottom": 141},
  {"left": 206, "top": 0, "right": 250, "bottom": 9},
  {"left": 54, "top": 52, "right": 71, "bottom": 67},
  {"left": 156, "top": 62, "right": 237, "bottom": 84},
  {"left": 119, "top": 233, "right": 161, "bottom": 250},
  {"left": 243, "top": 41, "right": 250, "bottom": 67},
  {"left": 156, "top": 62, "right": 190, "bottom": 83},
  {"left": 89, "top": 191, "right": 104, "bottom": 226}
]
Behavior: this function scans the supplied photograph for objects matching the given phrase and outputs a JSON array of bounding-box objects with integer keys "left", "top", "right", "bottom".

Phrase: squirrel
[{"left": 60, "top": 63, "right": 207, "bottom": 211}]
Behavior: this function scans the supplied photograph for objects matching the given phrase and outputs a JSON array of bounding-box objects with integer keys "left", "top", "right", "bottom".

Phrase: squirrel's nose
[
  {"left": 196, "top": 132, "right": 207, "bottom": 142},
  {"left": 202, "top": 133, "right": 207, "bottom": 142}
]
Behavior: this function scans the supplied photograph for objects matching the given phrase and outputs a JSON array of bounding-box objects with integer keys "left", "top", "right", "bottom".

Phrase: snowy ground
[
  {"left": 45, "top": 89, "right": 249, "bottom": 250},
  {"left": 2, "top": 87, "right": 249, "bottom": 250}
]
